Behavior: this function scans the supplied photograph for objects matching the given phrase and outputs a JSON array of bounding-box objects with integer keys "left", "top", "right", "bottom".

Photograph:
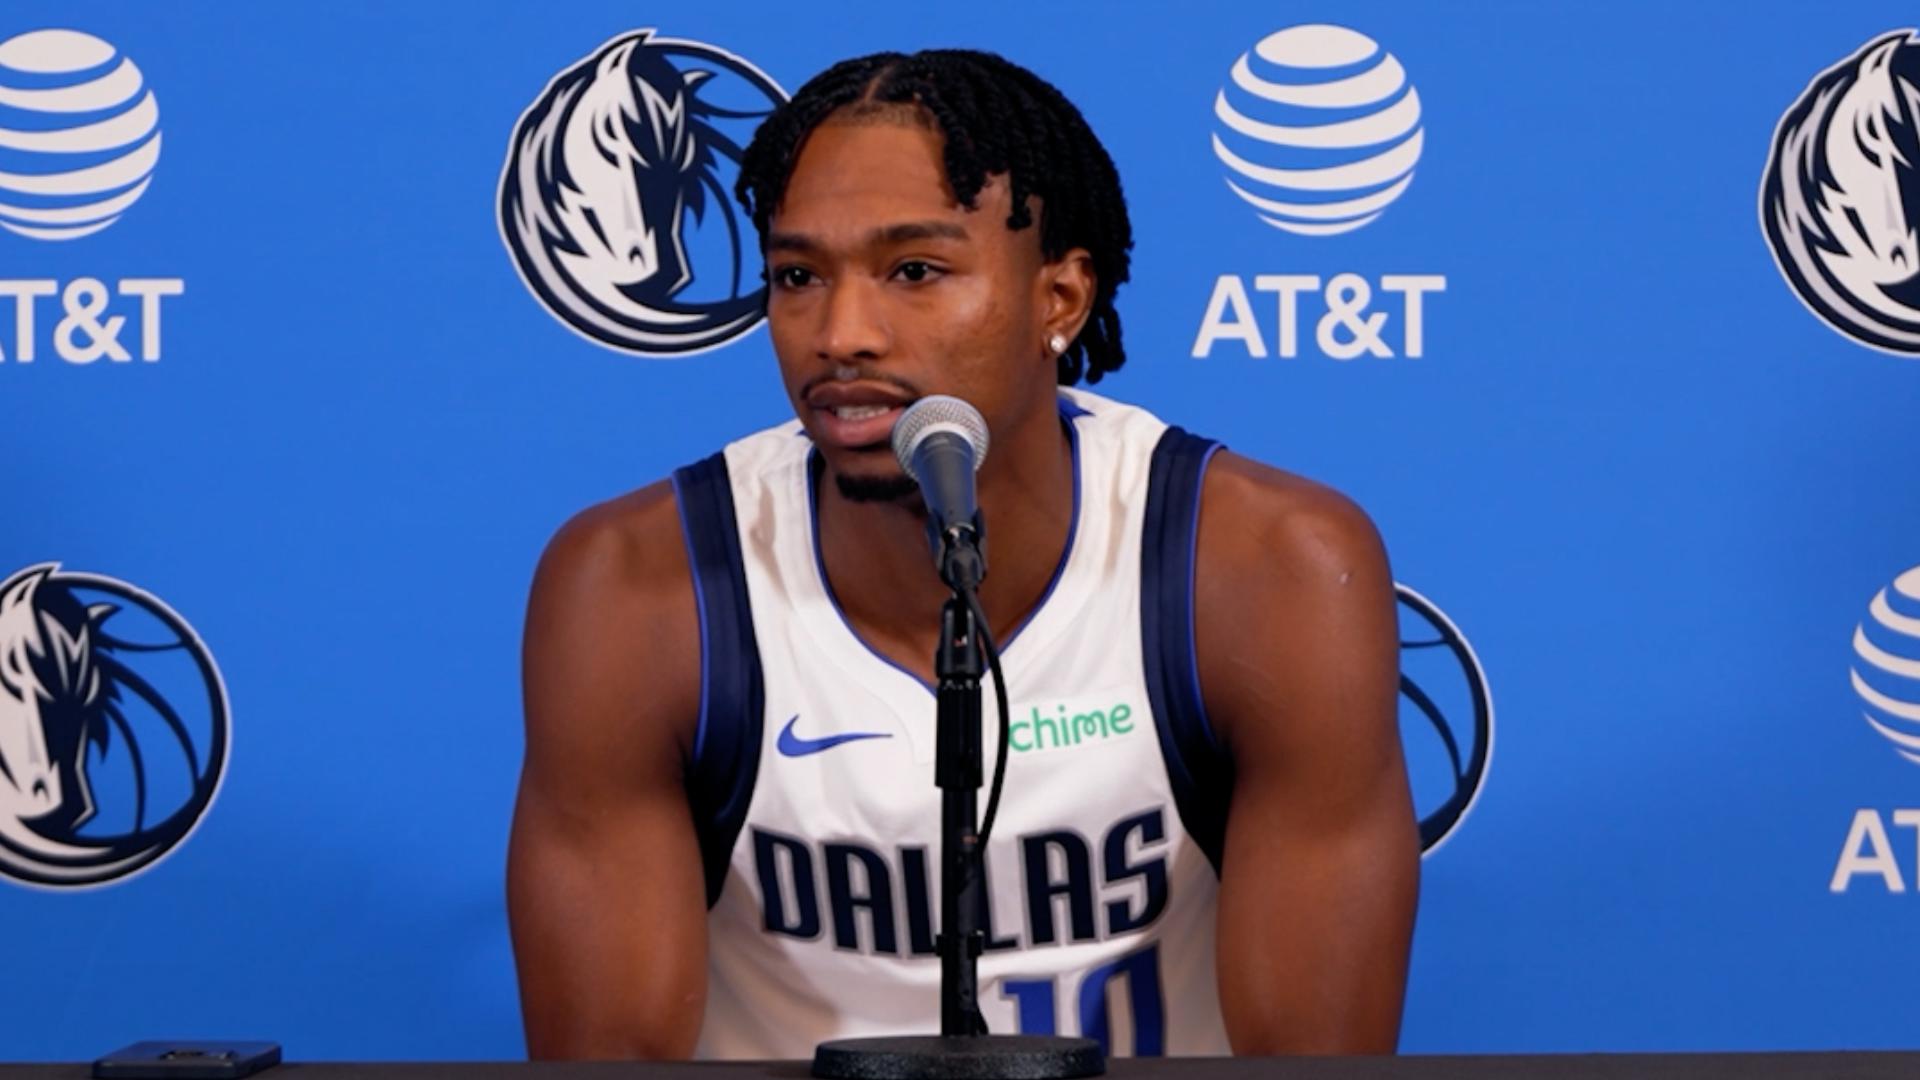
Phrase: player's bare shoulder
[
  {"left": 1196, "top": 451, "right": 1389, "bottom": 591},
  {"left": 1192, "top": 451, "right": 1397, "bottom": 750},
  {"left": 522, "top": 480, "right": 701, "bottom": 770},
  {"left": 532, "top": 481, "right": 690, "bottom": 611}
]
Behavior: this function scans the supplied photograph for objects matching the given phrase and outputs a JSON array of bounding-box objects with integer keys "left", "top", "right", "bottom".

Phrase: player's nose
[{"left": 815, "top": 278, "right": 891, "bottom": 363}]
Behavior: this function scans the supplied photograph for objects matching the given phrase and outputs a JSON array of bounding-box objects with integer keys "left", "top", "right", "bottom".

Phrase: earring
[{"left": 1048, "top": 334, "right": 1068, "bottom": 354}]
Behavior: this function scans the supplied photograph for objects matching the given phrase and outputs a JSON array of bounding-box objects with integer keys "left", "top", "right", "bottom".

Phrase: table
[{"left": 8, "top": 1056, "right": 1920, "bottom": 1080}]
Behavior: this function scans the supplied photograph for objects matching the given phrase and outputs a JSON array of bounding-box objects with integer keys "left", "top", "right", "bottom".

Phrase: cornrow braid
[{"left": 735, "top": 49, "right": 1134, "bottom": 385}]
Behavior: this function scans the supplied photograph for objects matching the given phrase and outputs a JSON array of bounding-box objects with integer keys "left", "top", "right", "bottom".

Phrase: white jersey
[{"left": 672, "top": 388, "right": 1235, "bottom": 1059}]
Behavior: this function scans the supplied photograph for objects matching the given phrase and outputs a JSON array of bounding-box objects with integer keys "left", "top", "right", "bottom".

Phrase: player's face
[{"left": 764, "top": 118, "right": 1065, "bottom": 498}]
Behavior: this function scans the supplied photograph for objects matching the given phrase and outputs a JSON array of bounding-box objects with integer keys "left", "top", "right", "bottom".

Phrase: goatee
[{"left": 834, "top": 472, "right": 922, "bottom": 504}]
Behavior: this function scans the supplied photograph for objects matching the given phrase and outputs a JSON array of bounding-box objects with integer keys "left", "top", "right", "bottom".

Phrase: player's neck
[{"left": 816, "top": 410, "right": 1074, "bottom": 685}]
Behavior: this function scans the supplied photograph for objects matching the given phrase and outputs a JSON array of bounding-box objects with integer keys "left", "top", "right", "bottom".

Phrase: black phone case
[{"left": 93, "top": 1041, "right": 282, "bottom": 1080}]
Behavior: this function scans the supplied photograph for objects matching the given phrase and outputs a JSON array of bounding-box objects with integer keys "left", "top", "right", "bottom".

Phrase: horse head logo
[
  {"left": 500, "top": 30, "right": 786, "bottom": 356},
  {"left": 0, "top": 564, "right": 226, "bottom": 889},
  {"left": 0, "top": 567, "right": 106, "bottom": 833},
  {"left": 1763, "top": 30, "right": 1920, "bottom": 355}
]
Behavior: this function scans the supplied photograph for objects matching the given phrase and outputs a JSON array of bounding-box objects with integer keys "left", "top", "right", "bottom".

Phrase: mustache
[{"left": 798, "top": 365, "right": 923, "bottom": 401}]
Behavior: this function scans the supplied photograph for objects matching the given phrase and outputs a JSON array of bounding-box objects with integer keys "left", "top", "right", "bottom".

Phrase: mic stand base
[{"left": 812, "top": 1034, "right": 1104, "bottom": 1080}]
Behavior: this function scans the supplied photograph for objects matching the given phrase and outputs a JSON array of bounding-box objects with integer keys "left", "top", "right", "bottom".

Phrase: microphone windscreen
[{"left": 890, "top": 395, "right": 990, "bottom": 474}]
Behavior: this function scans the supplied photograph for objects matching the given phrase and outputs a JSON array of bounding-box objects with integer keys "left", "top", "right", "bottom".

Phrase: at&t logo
[
  {"left": 1830, "top": 564, "right": 1920, "bottom": 893},
  {"left": 499, "top": 30, "right": 785, "bottom": 357},
  {"left": 1194, "top": 25, "right": 1445, "bottom": 362},
  {"left": 1211, "top": 22, "right": 1423, "bottom": 236},
  {"left": 1762, "top": 31, "right": 1920, "bottom": 356},
  {"left": 0, "top": 28, "right": 158, "bottom": 239},
  {"left": 0, "top": 564, "right": 228, "bottom": 888},
  {"left": 0, "top": 29, "right": 183, "bottom": 366},
  {"left": 1851, "top": 564, "right": 1920, "bottom": 764}
]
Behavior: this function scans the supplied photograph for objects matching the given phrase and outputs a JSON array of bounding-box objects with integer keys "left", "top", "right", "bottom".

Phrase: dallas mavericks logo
[
  {"left": 1212, "top": 25, "right": 1423, "bottom": 236},
  {"left": 0, "top": 564, "right": 227, "bottom": 888},
  {"left": 499, "top": 31, "right": 785, "bottom": 356},
  {"left": 1396, "top": 585, "right": 1492, "bottom": 853},
  {"left": 1851, "top": 564, "right": 1920, "bottom": 762},
  {"left": 0, "top": 29, "right": 161, "bottom": 241},
  {"left": 1761, "top": 31, "right": 1920, "bottom": 355}
]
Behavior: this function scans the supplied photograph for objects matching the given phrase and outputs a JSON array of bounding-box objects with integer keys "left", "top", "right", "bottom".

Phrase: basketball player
[{"left": 510, "top": 50, "right": 1418, "bottom": 1059}]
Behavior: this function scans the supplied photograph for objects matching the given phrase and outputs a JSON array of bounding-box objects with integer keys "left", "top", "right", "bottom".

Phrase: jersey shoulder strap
[
  {"left": 670, "top": 451, "right": 765, "bottom": 907},
  {"left": 1139, "top": 425, "right": 1235, "bottom": 876}
]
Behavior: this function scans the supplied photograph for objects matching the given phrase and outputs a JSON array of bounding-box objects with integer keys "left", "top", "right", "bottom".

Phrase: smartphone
[{"left": 93, "top": 1042, "right": 281, "bottom": 1080}]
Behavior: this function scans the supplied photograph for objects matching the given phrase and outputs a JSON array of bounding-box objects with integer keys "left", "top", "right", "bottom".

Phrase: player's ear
[{"left": 1041, "top": 247, "right": 1095, "bottom": 354}]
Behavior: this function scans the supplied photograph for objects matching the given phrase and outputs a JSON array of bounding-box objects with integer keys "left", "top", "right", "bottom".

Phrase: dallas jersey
[{"left": 670, "top": 387, "right": 1237, "bottom": 1059}]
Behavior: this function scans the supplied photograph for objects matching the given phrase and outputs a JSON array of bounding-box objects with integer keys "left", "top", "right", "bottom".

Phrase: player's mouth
[
  {"left": 807, "top": 386, "right": 913, "bottom": 451},
  {"left": 815, "top": 403, "right": 906, "bottom": 450}
]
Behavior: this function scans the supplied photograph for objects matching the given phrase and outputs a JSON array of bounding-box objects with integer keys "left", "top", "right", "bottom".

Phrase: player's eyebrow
[
  {"left": 765, "top": 230, "right": 820, "bottom": 254},
  {"left": 873, "top": 221, "right": 968, "bottom": 244},
  {"left": 766, "top": 220, "right": 969, "bottom": 253}
]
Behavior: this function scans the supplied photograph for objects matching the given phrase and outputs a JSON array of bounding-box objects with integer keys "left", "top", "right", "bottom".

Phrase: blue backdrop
[{"left": 4, "top": 0, "right": 1919, "bottom": 1060}]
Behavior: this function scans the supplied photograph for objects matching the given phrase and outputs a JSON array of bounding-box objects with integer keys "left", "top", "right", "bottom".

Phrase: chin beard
[{"left": 834, "top": 472, "right": 923, "bottom": 504}]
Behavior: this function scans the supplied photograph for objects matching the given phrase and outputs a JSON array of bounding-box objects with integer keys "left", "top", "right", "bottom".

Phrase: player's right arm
[{"left": 508, "top": 482, "right": 708, "bottom": 1059}]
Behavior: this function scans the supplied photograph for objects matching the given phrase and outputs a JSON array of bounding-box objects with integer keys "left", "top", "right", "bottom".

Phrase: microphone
[{"left": 891, "top": 395, "right": 990, "bottom": 592}]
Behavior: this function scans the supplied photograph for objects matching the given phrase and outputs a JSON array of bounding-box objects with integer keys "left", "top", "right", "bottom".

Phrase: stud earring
[{"left": 1048, "top": 334, "right": 1068, "bottom": 354}]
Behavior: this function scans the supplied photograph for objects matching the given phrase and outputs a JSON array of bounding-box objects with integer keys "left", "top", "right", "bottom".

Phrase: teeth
[{"left": 833, "top": 405, "right": 893, "bottom": 421}]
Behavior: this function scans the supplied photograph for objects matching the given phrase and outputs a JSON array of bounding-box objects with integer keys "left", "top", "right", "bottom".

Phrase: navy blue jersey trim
[
  {"left": 671, "top": 453, "right": 765, "bottom": 909},
  {"left": 805, "top": 451, "right": 938, "bottom": 694},
  {"left": 1141, "top": 427, "right": 1233, "bottom": 876},
  {"left": 671, "top": 478, "right": 715, "bottom": 763},
  {"left": 805, "top": 400, "right": 1085, "bottom": 695},
  {"left": 999, "top": 404, "right": 1084, "bottom": 650}
]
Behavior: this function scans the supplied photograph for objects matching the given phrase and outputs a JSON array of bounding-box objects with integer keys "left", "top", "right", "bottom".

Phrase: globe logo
[
  {"left": 0, "top": 29, "right": 161, "bottom": 242},
  {"left": 1396, "top": 584, "right": 1492, "bottom": 854},
  {"left": 1212, "top": 24, "right": 1424, "bottom": 236},
  {"left": 1852, "top": 564, "right": 1920, "bottom": 763}
]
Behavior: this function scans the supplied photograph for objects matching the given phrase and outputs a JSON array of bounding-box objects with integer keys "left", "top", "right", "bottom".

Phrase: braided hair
[{"left": 735, "top": 50, "right": 1133, "bottom": 385}]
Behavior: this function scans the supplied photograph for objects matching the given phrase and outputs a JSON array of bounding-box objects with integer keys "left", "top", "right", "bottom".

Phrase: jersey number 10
[{"left": 999, "top": 943, "right": 1164, "bottom": 1056}]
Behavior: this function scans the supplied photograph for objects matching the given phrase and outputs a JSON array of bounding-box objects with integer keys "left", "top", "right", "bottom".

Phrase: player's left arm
[{"left": 1195, "top": 451, "right": 1420, "bottom": 1055}]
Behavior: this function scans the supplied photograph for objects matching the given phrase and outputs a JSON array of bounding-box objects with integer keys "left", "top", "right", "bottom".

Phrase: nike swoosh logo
[{"left": 777, "top": 715, "right": 893, "bottom": 757}]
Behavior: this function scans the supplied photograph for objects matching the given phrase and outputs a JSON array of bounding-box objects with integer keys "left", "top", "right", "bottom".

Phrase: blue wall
[{"left": 3, "top": 0, "right": 1918, "bottom": 1060}]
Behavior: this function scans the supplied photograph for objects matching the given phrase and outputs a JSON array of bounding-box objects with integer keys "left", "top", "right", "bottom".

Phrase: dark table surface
[{"left": 9, "top": 1056, "right": 1920, "bottom": 1080}]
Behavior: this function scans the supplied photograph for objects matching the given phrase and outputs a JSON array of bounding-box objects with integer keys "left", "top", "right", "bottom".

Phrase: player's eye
[
  {"left": 772, "top": 266, "right": 817, "bottom": 289},
  {"left": 893, "top": 261, "right": 941, "bottom": 284}
]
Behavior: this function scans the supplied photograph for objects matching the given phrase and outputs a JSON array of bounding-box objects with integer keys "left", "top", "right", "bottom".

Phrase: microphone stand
[
  {"left": 812, "top": 529, "right": 1103, "bottom": 1079},
  {"left": 935, "top": 587, "right": 988, "bottom": 1039}
]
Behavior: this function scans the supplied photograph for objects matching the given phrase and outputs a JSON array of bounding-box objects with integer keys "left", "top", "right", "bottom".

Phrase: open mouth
[
  {"left": 813, "top": 401, "right": 908, "bottom": 451},
  {"left": 827, "top": 404, "right": 894, "bottom": 422}
]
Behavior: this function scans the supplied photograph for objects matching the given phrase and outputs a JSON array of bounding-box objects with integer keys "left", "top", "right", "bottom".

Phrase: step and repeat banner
[{"left": 3, "top": 0, "right": 1918, "bottom": 1061}]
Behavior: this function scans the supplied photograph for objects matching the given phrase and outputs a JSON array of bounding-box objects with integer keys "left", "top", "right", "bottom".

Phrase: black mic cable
[{"left": 892, "top": 396, "right": 1011, "bottom": 873}]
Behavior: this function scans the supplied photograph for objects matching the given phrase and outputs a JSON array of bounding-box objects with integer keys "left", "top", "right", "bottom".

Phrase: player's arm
[
  {"left": 1196, "top": 452, "right": 1419, "bottom": 1055},
  {"left": 508, "top": 483, "right": 709, "bottom": 1059}
]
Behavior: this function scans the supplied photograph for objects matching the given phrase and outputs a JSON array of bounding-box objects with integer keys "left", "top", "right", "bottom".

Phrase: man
[{"left": 509, "top": 49, "right": 1418, "bottom": 1060}]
